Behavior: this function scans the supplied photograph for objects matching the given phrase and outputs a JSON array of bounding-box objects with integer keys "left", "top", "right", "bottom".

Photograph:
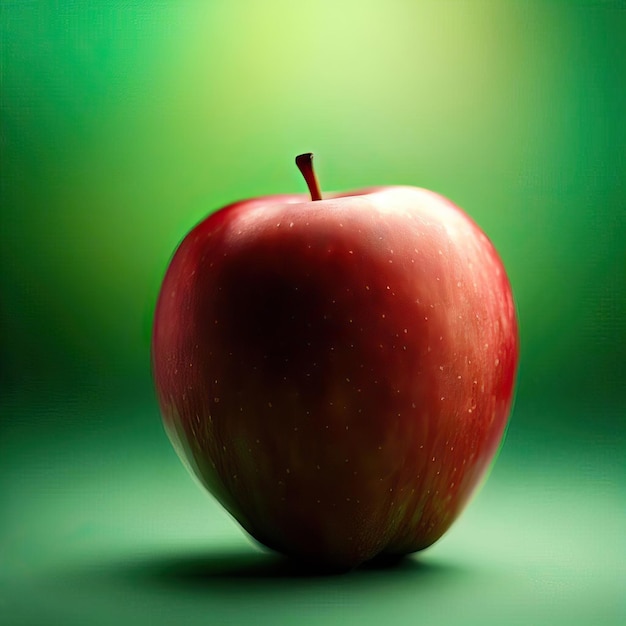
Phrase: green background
[{"left": 1, "top": 1, "right": 624, "bottom": 624}]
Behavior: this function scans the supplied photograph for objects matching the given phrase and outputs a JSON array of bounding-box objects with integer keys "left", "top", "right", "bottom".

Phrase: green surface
[
  {"left": 1, "top": 400, "right": 624, "bottom": 625},
  {"left": 1, "top": 1, "right": 625, "bottom": 624}
]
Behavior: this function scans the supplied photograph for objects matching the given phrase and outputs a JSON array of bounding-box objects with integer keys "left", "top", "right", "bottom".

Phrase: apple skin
[{"left": 152, "top": 186, "right": 518, "bottom": 569}]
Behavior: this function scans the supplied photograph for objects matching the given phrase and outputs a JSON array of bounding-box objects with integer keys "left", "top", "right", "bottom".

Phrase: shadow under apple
[{"left": 63, "top": 544, "right": 469, "bottom": 595}]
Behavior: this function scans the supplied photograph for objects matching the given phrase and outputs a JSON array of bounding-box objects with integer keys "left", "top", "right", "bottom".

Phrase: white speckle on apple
[{"left": 495, "top": 358, "right": 500, "bottom": 366}]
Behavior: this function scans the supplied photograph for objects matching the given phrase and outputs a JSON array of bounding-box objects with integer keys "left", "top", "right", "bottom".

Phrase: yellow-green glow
[{"left": 3, "top": 1, "right": 623, "bottom": 403}]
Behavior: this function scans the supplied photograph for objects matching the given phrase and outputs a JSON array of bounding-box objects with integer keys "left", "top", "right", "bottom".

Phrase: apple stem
[{"left": 295, "top": 153, "right": 322, "bottom": 201}]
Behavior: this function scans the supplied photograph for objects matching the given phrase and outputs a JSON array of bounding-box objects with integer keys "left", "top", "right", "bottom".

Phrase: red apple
[{"left": 152, "top": 154, "right": 518, "bottom": 569}]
